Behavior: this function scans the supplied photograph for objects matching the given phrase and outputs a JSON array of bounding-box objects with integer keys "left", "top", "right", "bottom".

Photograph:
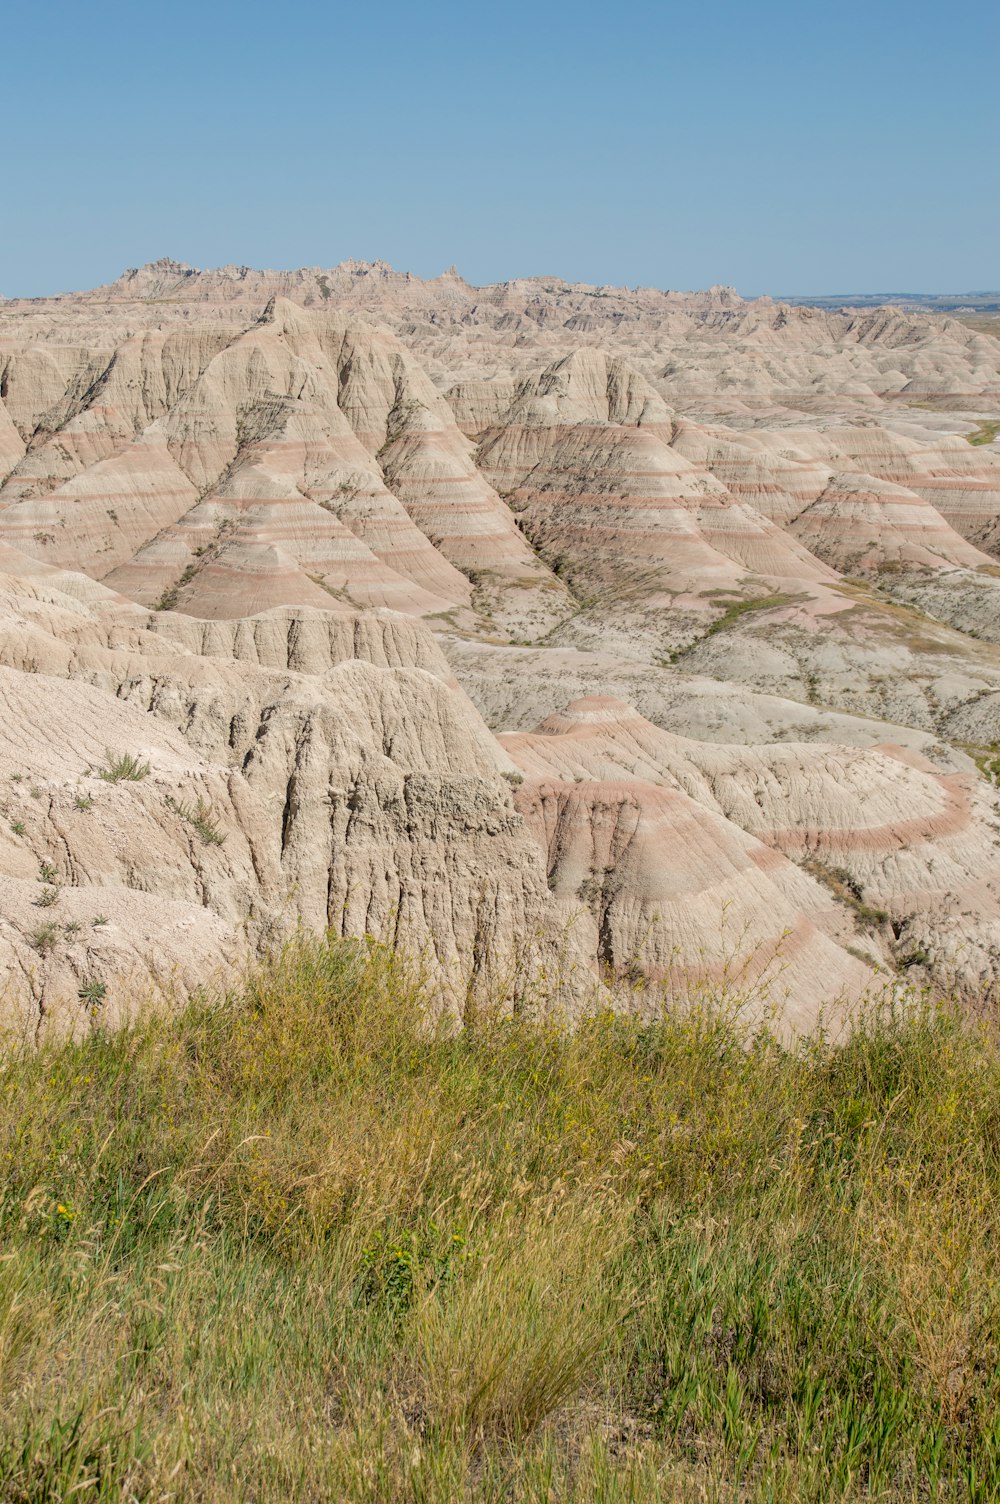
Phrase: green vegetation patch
[
  {"left": 703, "top": 591, "right": 796, "bottom": 635},
  {"left": 971, "top": 745, "right": 1000, "bottom": 787},
  {"left": 1, "top": 937, "right": 999, "bottom": 1500},
  {"left": 669, "top": 593, "right": 797, "bottom": 662},
  {"left": 967, "top": 420, "right": 1000, "bottom": 447}
]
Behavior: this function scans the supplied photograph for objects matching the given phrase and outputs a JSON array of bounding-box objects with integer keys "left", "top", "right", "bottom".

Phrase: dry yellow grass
[{"left": 1, "top": 936, "right": 999, "bottom": 1500}]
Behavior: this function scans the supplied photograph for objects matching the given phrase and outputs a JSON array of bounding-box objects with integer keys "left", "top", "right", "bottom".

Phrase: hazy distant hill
[{"left": 777, "top": 291, "right": 1000, "bottom": 313}]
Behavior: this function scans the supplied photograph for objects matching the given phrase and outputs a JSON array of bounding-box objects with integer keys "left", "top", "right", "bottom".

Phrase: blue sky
[{"left": 2, "top": 0, "right": 996, "bottom": 297}]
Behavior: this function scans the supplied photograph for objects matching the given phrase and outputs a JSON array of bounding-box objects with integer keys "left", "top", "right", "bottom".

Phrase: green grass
[
  {"left": 1, "top": 937, "right": 1000, "bottom": 1500},
  {"left": 974, "top": 747, "right": 1000, "bottom": 787},
  {"left": 956, "top": 741, "right": 1000, "bottom": 788},
  {"left": 966, "top": 421, "right": 1000, "bottom": 447},
  {"left": 700, "top": 592, "right": 795, "bottom": 638},
  {"left": 668, "top": 595, "right": 796, "bottom": 662}
]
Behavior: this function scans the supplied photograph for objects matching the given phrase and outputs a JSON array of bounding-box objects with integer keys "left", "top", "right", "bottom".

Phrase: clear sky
[{"left": 2, "top": 0, "right": 996, "bottom": 298}]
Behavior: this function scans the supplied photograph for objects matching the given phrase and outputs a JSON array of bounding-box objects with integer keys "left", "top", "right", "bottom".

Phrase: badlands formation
[{"left": 1, "top": 259, "right": 999, "bottom": 1038}]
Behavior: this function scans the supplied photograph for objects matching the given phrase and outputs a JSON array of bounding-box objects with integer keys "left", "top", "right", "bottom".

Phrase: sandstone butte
[{"left": 0, "top": 259, "right": 998, "bottom": 1041}]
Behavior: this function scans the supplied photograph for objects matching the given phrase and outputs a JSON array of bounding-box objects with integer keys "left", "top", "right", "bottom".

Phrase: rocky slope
[{"left": 1, "top": 261, "right": 998, "bottom": 1033}]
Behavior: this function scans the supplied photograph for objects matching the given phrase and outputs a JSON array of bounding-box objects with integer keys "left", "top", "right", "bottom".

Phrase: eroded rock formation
[{"left": 1, "top": 261, "right": 998, "bottom": 1033}]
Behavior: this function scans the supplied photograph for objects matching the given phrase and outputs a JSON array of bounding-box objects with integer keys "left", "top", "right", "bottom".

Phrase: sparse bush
[
  {"left": 166, "top": 793, "right": 226, "bottom": 846},
  {"left": 29, "top": 921, "right": 59, "bottom": 954},
  {"left": 155, "top": 563, "right": 197, "bottom": 612},
  {"left": 34, "top": 884, "right": 61, "bottom": 908},
  {"left": 73, "top": 793, "right": 94, "bottom": 812},
  {"left": 77, "top": 978, "right": 107, "bottom": 1011},
  {"left": 857, "top": 901, "right": 891, "bottom": 927},
  {"left": 801, "top": 857, "right": 890, "bottom": 930},
  {"left": 97, "top": 750, "right": 150, "bottom": 783}
]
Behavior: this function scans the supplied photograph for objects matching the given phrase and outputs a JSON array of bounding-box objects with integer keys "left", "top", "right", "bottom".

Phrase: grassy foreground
[{"left": 1, "top": 941, "right": 1000, "bottom": 1501}]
